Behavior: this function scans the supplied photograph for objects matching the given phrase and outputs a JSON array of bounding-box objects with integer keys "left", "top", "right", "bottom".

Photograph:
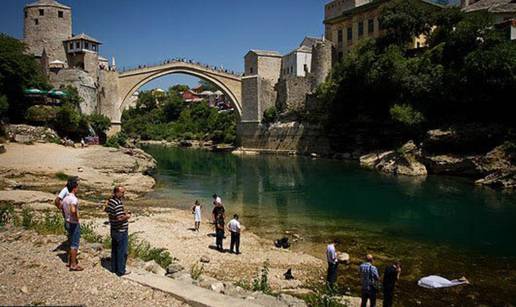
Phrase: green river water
[{"left": 142, "top": 146, "right": 516, "bottom": 306}]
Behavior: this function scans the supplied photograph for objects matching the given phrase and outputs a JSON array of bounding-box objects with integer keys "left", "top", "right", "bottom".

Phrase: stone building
[
  {"left": 324, "top": 0, "right": 442, "bottom": 60},
  {"left": 24, "top": 0, "right": 72, "bottom": 65},
  {"left": 280, "top": 37, "right": 324, "bottom": 80},
  {"left": 23, "top": 0, "right": 119, "bottom": 119}
]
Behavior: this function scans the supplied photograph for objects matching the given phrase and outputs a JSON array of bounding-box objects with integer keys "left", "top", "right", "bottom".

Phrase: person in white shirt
[
  {"left": 191, "top": 200, "right": 202, "bottom": 231},
  {"left": 326, "top": 239, "right": 339, "bottom": 290},
  {"left": 61, "top": 181, "right": 83, "bottom": 271},
  {"left": 227, "top": 214, "right": 241, "bottom": 254}
]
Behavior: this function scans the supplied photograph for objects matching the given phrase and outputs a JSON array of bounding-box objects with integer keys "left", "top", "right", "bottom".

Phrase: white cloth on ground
[{"left": 417, "top": 275, "right": 468, "bottom": 289}]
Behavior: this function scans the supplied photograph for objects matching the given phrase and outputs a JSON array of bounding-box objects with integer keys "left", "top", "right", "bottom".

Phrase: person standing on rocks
[
  {"left": 326, "top": 239, "right": 339, "bottom": 291},
  {"left": 215, "top": 212, "right": 225, "bottom": 252},
  {"left": 383, "top": 260, "right": 401, "bottom": 307},
  {"left": 359, "top": 254, "right": 380, "bottom": 307},
  {"left": 192, "top": 200, "right": 202, "bottom": 231},
  {"left": 106, "top": 186, "right": 131, "bottom": 276},
  {"left": 227, "top": 214, "right": 241, "bottom": 254},
  {"left": 212, "top": 194, "right": 225, "bottom": 232},
  {"left": 62, "top": 180, "right": 83, "bottom": 271}
]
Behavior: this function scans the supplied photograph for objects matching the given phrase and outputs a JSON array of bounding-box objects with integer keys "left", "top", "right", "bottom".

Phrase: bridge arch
[{"left": 117, "top": 63, "right": 242, "bottom": 119}]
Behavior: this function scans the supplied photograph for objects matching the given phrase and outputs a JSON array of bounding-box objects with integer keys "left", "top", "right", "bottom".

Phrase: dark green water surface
[{"left": 143, "top": 146, "right": 516, "bottom": 306}]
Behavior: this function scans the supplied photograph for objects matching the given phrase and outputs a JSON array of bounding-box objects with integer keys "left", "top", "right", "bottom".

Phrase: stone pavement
[{"left": 125, "top": 271, "right": 273, "bottom": 307}]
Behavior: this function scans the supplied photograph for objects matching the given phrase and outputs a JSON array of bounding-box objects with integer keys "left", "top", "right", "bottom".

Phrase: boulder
[
  {"left": 200, "top": 255, "right": 210, "bottom": 263},
  {"left": 6, "top": 124, "right": 61, "bottom": 144},
  {"left": 0, "top": 145, "right": 5, "bottom": 154},
  {"left": 210, "top": 282, "right": 225, "bottom": 293},
  {"left": 278, "top": 293, "right": 307, "bottom": 307},
  {"left": 421, "top": 155, "right": 480, "bottom": 176},
  {"left": 362, "top": 141, "right": 427, "bottom": 176},
  {"left": 475, "top": 170, "right": 516, "bottom": 189},
  {"left": 144, "top": 260, "right": 166, "bottom": 276},
  {"left": 166, "top": 263, "right": 184, "bottom": 275},
  {"left": 338, "top": 252, "right": 350, "bottom": 264}
]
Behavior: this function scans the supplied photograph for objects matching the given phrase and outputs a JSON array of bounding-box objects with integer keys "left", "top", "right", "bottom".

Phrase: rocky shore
[{"left": 358, "top": 129, "right": 516, "bottom": 189}]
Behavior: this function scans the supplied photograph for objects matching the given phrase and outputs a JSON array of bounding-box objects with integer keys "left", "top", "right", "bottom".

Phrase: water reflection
[{"left": 145, "top": 146, "right": 516, "bottom": 256}]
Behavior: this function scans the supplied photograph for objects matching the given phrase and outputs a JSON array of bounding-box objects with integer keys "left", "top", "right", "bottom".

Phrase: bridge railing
[{"left": 119, "top": 58, "right": 243, "bottom": 77}]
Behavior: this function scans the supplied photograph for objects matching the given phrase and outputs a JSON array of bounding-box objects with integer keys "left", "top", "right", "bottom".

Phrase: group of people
[
  {"left": 327, "top": 240, "right": 401, "bottom": 307},
  {"left": 54, "top": 177, "right": 132, "bottom": 276},
  {"left": 191, "top": 194, "right": 242, "bottom": 254},
  {"left": 122, "top": 58, "right": 242, "bottom": 76}
]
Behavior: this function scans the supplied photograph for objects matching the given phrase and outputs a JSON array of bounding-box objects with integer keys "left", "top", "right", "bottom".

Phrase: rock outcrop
[
  {"left": 360, "top": 141, "right": 428, "bottom": 177},
  {"left": 6, "top": 124, "right": 61, "bottom": 144}
]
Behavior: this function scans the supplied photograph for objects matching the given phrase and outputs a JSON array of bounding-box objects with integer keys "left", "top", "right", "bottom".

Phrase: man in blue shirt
[
  {"left": 359, "top": 254, "right": 379, "bottom": 307},
  {"left": 326, "top": 239, "right": 339, "bottom": 291}
]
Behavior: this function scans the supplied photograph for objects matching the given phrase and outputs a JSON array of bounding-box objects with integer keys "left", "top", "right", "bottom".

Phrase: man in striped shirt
[{"left": 106, "top": 186, "right": 131, "bottom": 276}]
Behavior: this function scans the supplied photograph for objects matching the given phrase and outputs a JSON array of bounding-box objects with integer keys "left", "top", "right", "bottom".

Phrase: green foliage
[
  {"left": 317, "top": 4, "right": 516, "bottom": 144},
  {"left": 390, "top": 104, "right": 425, "bottom": 127},
  {"left": 0, "top": 95, "right": 8, "bottom": 117},
  {"left": 21, "top": 208, "right": 33, "bottom": 229},
  {"left": 379, "top": 0, "right": 435, "bottom": 47},
  {"left": 198, "top": 79, "right": 218, "bottom": 92},
  {"left": 262, "top": 107, "right": 278, "bottom": 125},
  {"left": 0, "top": 33, "right": 50, "bottom": 122},
  {"left": 0, "top": 203, "right": 14, "bottom": 227},
  {"left": 81, "top": 222, "right": 104, "bottom": 243},
  {"left": 59, "top": 85, "right": 83, "bottom": 108},
  {"left": 128, "top": 234, "right": 173, "bottom": 268},
  {"left": 54, "top": 172, "right": 69, "bottom": 181},
  {"left": 33, "top": 211, "right": 64, "bottom": 235},
  {"left": 190, "top": 262, "right": 204, "bottom": 280},
  {"left": 25, "top": 105, "right": 58, "bottom": 125},
  {"left": 88, "top": 113, "right": 111, "bottom": 137},
  {"left": 105, "top": 131, "right": 128, "bottom": 148},
  {"left": 252, "top": 260, "right": 271, "bottom": 294},
  {"left": 122, "top": 88, "right": 237, "bottom": 145}
]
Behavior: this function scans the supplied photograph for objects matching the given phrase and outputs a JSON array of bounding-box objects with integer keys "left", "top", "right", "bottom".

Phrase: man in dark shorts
[{"left": 383, "top": 261, "right": 401, "bottom": 307}]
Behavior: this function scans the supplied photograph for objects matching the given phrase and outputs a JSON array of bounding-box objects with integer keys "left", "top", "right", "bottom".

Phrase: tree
[
  {"left": 0, "top": 95, "right": 8, "bottom": 118},
  {"left": 88, "top": 113, "right": 111, "bottom": 140},
  {"left": 379, "top": 0, "right": 435, "bottom": 48},
  {"left": 0, "top": 34, "right": 50, "bottom": 121},
  {"left": 198, "top": 79, "right": 218, "bottom": 92},
  {"left": 60, "top": 85, "right": 83, "bottom": 108}
]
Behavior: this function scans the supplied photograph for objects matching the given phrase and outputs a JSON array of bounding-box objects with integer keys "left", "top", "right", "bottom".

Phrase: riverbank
[{"left": 0, "top": 142, "right": 354, "bottom": 305}]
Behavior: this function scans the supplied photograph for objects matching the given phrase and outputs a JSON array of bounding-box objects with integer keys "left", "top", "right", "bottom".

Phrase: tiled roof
[
  {"left": 26, "top": 0, "right": 71, "bottom": 10},
  {"left": 64, "top": 33, "right": 102, "bottom": 44},
  {"left": 248, "top": 50, "right": 282, "bottom": 57},
  {"left": 462, "top": 0, "right": 516, "bottom": 13}
]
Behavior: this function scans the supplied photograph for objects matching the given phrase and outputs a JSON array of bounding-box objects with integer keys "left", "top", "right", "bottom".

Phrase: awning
[
  {"left": 24, "top": 88, "right": 48, "bottom": 95},
  {"left": 47, "top": 89, "right": 68, "bottom": 98}
]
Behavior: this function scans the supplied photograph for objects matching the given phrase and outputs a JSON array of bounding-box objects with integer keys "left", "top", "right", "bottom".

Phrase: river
[{"left": 142, "top": 145, "right": 516, "bottom": 306}]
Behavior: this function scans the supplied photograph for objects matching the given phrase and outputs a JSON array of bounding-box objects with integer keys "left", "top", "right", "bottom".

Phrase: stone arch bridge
[{"left": 112, "top": 61, "right": 242, "bottom": 127}]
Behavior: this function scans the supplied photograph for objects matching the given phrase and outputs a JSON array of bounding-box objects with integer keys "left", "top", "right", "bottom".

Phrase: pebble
[{"left": 20, "top": 286, "right": 28, "bottom": 294}]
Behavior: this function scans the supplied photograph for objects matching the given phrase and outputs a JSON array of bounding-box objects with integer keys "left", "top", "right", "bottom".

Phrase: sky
[{"left": 1, "top": 0, "right": 328, "bottom": 90}]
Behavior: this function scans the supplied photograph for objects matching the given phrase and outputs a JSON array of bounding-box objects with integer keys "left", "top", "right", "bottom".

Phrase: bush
[
  {"left": 81, "top": 222, "right": 103, "bottom": 243},
  {"left": 252, "top": 260, "right": 271, "bottom": 294},
  {"left": 0, "top": 95, "right": 8, "bottom": 117},
  {"left": 128, "top": 234, "right": 173, "bottom": 268},
  {"left": 105, "top": 132, "right": 128, "bottom": 148},
  {"left": 262, "top": 107, "right": 278, "bottom": 125},
  {"left": 25, "top": 105, "right": 58, "bottom": 124},
  {"left": 0, "top": 203, "right": 14, "bottom": 227},
  {"left": 88, "top": 113, "right": 111, "bottom": 137},
  {"left": 190, "top": 262, "right": 204, "bottom": 280},
  {"left": 33, "top": 211, "right": 64, "bottom": 235},
  {"left": 389, "top": 104, "right": 425, "bottom": 127}
]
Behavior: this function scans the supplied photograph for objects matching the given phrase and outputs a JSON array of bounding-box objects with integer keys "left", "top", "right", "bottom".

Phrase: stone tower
[
  {"left": 310, "top": 40, "right": 333, "bottom": 90},
  {"left": 24, "top": 0, "right": 72, "bottom": 64}
]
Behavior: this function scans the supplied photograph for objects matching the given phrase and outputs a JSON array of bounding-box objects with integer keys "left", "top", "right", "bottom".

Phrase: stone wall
[
  {"left": 238, "top": 122, "right": 331, "bottom": 155},
  {"left": 49, "top": 68, "right": 97, "bottom": 115},
  {"left": 241, "top": 76, "right": 277, "bottom": 123},
  {"left": 67, "top": 52, "right": 99, "bottom": 77},
  {"left": 276, "top": 77, "right": 311, "bottom": 113},
  {"left": 98, "top": 70, "right": 120, "bottom": 124},
  {"left": 24, "top": 3, "right": 71, "bottom": 64},
  {"left": 257, "top": 56, "right": 282, "bottom": 84}
]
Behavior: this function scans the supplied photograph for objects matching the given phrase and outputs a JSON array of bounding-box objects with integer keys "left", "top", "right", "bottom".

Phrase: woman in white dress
[{"left": 192, "top": 200, "right": 202, "bottom": 231}]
